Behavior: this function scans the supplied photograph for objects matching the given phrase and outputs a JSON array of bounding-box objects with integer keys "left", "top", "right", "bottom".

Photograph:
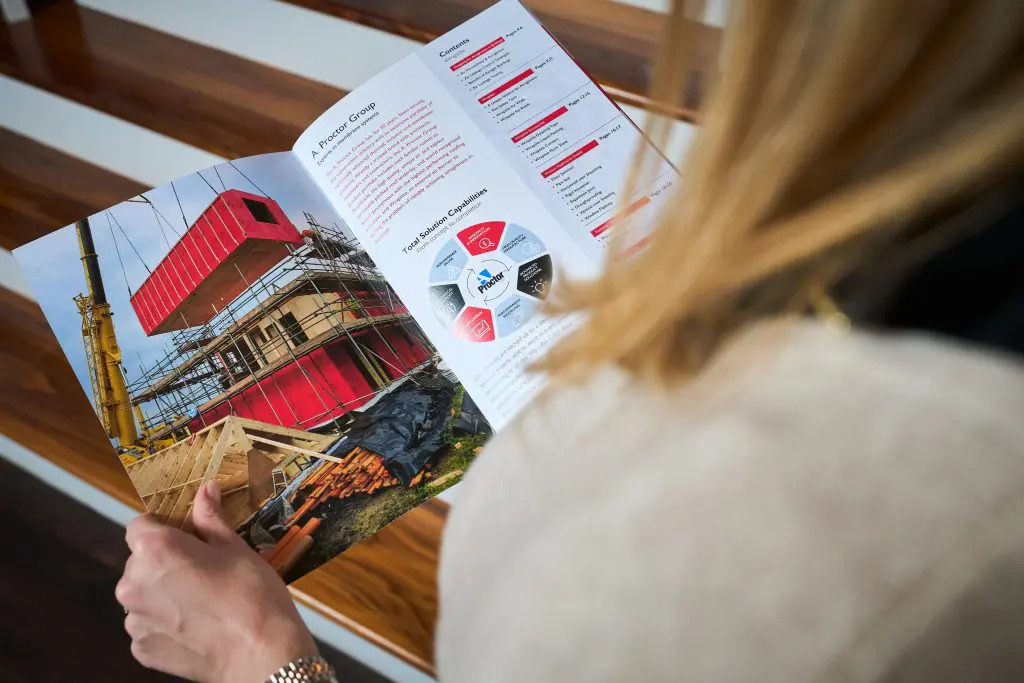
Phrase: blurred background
[{"left": 0, "top": 0, "right": 724, "bottom": 680}]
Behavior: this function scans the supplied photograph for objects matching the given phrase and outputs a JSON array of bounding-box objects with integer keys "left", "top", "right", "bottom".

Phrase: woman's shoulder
[
  {"left": 438, "top": 321, "right": 1024, "bottom": 683},
  {"left": 493, "top": 319, "right": 1024, "bottom": 470}
]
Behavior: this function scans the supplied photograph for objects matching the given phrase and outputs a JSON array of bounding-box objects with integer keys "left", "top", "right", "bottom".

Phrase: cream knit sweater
[{"left": 437, "top": 321, "right": 1024, "bottom": 682}]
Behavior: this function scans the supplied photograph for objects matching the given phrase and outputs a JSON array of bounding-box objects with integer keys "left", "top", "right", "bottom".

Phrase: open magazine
[{"left": 13, "top": 0, "right": 676, "bottom": 582}]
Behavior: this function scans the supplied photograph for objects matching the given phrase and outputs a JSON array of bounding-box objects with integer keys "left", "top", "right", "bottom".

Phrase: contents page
[
  {"left": 295, "top": 55, "right": 592, "bottom": 429},
  {"left": 421, "top": 0, "right": 678, "bottom": 263}
]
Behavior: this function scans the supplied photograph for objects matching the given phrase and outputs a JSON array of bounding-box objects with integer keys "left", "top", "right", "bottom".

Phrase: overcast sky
[{"left": 14, "top": 152, "right": 350, "bottom": 431}]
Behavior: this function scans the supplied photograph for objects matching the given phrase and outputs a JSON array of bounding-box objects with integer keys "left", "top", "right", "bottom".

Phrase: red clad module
[{"left": 130, "top": 190, "right": 303, "bottom": 336}]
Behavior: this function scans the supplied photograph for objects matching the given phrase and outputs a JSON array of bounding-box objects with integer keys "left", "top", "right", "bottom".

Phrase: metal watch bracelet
[{"left": 265, "top": 655, "right": 338, "bottom": 683}]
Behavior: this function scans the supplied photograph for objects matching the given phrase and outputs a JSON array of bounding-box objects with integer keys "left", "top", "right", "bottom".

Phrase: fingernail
[{"left": 206, "top": 479, "right": 221, "bottom": 499}]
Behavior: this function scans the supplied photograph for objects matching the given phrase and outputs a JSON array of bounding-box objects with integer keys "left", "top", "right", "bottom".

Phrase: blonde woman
[{"left": 115, "top": 0, "right": 1024, "bottom": 681}]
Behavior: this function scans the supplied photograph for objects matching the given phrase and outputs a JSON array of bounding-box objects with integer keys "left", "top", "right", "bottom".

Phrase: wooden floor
[
  {"left": 0, "top": 458, "right": 389, "bottom": 683},
  {"left": 0, "top": 0, "right": 717, "bottom": 676},
  {"left": 281, "top": 0, "right": 719, "bottom": 113}
]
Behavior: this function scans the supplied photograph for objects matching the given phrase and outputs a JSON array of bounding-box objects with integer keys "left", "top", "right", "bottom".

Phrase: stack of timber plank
[
  {"left": 285, "top": 445, "right": 427, "bottom": 525},
  {"left": 261, "top": 516, "right": 321, "bottom": 576}
]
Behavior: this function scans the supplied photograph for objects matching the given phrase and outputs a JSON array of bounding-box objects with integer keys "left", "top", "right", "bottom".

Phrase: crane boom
[{"left": 75, "top": 218, "right": 140, "bottom": 449}]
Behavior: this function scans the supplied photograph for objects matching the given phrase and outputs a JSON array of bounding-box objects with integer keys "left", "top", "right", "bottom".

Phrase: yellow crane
[{"left": 73, "top": 217, "right": 173, "bottom": 463}]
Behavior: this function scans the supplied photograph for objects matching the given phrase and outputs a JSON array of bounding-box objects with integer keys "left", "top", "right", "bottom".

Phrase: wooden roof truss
[{"left": 124, "top": 416, "right": 337, "bottom": 531}]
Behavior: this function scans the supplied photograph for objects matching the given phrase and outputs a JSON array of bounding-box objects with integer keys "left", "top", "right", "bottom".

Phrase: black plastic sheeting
[
  {"left": 327, "top": 380, "right": 455, "bottom": 486},
  {"left": 453, "top": 391, "right": 492, "bottom": 438}
]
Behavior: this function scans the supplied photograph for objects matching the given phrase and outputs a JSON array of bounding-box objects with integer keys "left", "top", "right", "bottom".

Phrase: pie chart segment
[
  {"left": 495, "top": 295, "right": 541, "bottom": 337},
  {"left": 429, "top": 239, "right": 469, "bottom": 284},
  {"left": 452, "top": 306, "right": 496, "bottom": 342},
  {"left": 517, "top": 254, "right": 553, "bottom": 300},
  {"left": 500, "top": 223, "right": 546, "bottom": 263},
  {"left": 428, "top": 283, "right": 465, "bottom": 324},
  {"left": 457, "top": 221, "right": 505, "bottom": 256}
]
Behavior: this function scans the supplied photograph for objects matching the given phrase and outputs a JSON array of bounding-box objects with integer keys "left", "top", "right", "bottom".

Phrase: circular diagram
[{"left": 428, "top": 221, "right": 553, "bottom": 342}]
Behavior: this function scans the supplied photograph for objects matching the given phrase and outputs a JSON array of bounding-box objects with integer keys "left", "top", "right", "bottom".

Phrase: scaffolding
[{"left": 126, "top": 211, "right": 436, "bottom": 444}]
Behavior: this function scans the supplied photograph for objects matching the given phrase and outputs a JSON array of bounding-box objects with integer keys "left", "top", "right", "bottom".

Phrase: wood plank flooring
[
  {"left": 0, "top": 458, "right": 390, "bottom": 683},
  {"left": 282, "top": 0, "right": 719, "bottom": 117},
  {"left": 0, "top": 2, "right": 342, "bottom": 159},
  {"left": 0, "top": 129, "right": 146, "bottom": 249},
  {"left": 284, "top": 0, "right": 661, "bottom": 93}
]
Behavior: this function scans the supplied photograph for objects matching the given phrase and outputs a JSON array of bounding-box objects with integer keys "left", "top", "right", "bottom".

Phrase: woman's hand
[{"left": 116, "top": 481, "right": 319, "bottom": 682}]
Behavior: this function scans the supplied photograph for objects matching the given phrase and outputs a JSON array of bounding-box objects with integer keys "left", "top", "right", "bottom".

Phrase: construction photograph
[{"left": 15, "top": 152, "right": 491, "bottom": 582}]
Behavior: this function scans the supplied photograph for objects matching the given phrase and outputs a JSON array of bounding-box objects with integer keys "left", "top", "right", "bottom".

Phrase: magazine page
[
  {"left": 294, "top": 0, "right": 677, "bottom": 429},
  {"left": 419, "top": 0, "right": 678, "bottom": 262},
  {"left": 12, "top": 151, "right": 492, "bottom": 582}
]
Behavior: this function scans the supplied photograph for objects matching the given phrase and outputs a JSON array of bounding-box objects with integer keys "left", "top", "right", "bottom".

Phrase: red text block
[
  {"left": 450, "top": 37, "right": 505, "bottom": 71},
  {"left": 541, "top": 139, "right": 599, "bottom": 178}
]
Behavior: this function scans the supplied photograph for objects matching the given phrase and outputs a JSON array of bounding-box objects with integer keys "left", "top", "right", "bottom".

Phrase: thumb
[{"left": 191, "top": 480, "right": 239, "bottom": 546}]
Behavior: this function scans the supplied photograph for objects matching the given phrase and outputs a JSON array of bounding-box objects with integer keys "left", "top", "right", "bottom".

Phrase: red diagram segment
[
  {"left": 511, "top": 106, "right": 568, "bottom": 143},
  {"left": 541, "top": 139, "right": 599, "bottom": 178},
  {"left": 457, "top": 221, "right": 505, "bottom": 255},
  {"left": 478, "top": 69, "right": 534, "bottom": 104},
  {"left": 450, "top": 37, "right": 505, "bottom": 71},
  {"left": 453, "top": 307, "right": 496, "bottom": 342}
]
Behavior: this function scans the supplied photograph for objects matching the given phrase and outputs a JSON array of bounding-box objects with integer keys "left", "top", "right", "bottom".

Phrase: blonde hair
[{"left": 541, "top": 0, "right": 1024, "bottom": 382}]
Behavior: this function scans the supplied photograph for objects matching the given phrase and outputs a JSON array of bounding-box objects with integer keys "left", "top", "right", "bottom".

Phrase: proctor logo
[{"left": 477, "top": 269, "right": 505, "bottom": 293}]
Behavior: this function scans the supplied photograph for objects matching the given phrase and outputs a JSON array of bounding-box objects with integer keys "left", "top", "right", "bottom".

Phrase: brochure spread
[{"left": 13, "top": 0, "right": 676, "bottom": 582}]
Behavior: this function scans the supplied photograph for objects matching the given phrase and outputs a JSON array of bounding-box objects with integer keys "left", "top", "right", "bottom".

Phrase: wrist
[
  {"left": 219, "top": 614, "right": 319, "bottom": 683},
  {"left": 257, "top": 617, "right": 320, "bottom": 680}
]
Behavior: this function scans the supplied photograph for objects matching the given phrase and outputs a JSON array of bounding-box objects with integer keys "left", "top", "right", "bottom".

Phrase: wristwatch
[{"left": 265, "top": 656, "right": 338, "bottom": 683}]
